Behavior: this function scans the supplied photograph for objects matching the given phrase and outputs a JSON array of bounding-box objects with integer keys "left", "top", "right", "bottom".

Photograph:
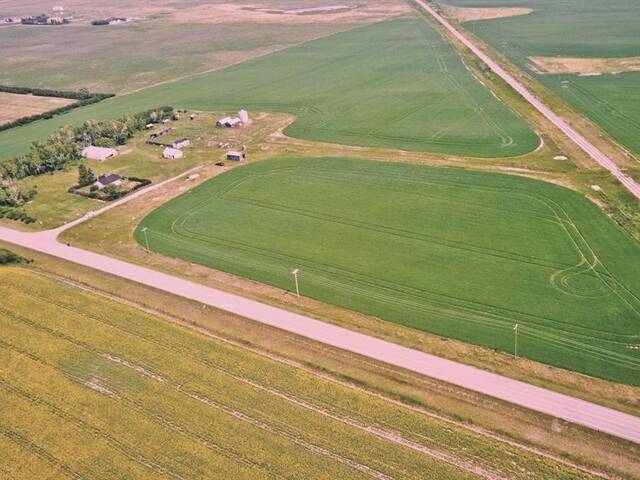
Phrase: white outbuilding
[
  {"left": 81, "top": 146, "right": 118, "bottom": 161},
  {"left": 226, "top": 151, "right": 245, "bottom": 161},
  {"left": 163, "top": 147, "right": 183, "bottom": 160}
]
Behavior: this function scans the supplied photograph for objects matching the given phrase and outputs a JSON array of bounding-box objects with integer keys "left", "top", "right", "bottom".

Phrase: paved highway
[
  {"left": 1, "top": 224, "right": 639, "bottom": 444},
  {"left": 415, "top": 0, "right": 640, "bottom": 199}
]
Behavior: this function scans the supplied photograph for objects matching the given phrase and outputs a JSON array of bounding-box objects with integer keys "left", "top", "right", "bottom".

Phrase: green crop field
[
  {"left": 0, "top": 17, "right": 539, "bottom": 162},
  {"left": 137, "top": 157, "right": 640, "bottom": 385},
  {"left": 0, "top": 0, "right": 406, "bottom": 94},
  {"left": 444, "top": 0, "right": 640, "bottom": 155},
  {"left": 0, "top": 267, "right": 601, "bottom": 479}
]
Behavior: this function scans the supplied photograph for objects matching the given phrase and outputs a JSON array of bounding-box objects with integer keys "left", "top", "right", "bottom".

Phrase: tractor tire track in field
[
  {"left": 0, "top": 426, "right": 83, "bottom": 480},
  {"left": 0, "top": 320, "right": 286, "bottom": 480},
  {"left": 37, "top": 269, "right": 619, "bottom": 480},
  {"left": 0, "top": 340, "right": 289, "bottom": 480},
  {"left": 143, "top": 227, "right": 640, "bottom": 371},
  {"left": 0, "top": 282, "right": 608, "bottom": 479},
  {"left": 167, "top": 164, "right": 640, "bottom": 344},
  {"left": 0, "top": 297, "right": 454, "bottom": 480},
  {"left": 0, "top": 378, "right": 187, "bottom": 480},
  {"left": 1, "top": 285, "right": 505, "bottom": 479},
  {"left": 0, "top": 310, "right": 401, "bottom": 480}
]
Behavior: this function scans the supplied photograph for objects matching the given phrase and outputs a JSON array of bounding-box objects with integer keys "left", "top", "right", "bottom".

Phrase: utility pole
[
  {"left": 141, "top": 227, "right": 150, "bottom": 253},
  {"left": 513, "top": 323, "right": 519, "bottom": 359},
  {"left": 292, "top": 269, "right": 300, "bottom": 299}
]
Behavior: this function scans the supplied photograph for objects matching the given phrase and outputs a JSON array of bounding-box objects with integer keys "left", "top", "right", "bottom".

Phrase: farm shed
[
  {"left": 163, "top": 147, "right": 184, "bottom": 160},
  {"left": 216, "top": 116, "right": 242, "bottom": 128},
  {"left": 94, "top": 174, "right": 122, "bottom": 190},
  {"left": 226, "top": 151, "right": 245, "bottom": 161},
  {"left": 81, "top": 146, "right": 118, "bottom": 161}
]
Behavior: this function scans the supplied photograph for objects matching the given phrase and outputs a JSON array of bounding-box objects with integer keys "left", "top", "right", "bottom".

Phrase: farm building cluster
[
  {"left": 91, "top": 16, "right": 132, "bottom": 26},
  {"left": 2, "top": 7, "right": 70, "bottom": 25},
  {"left": 78, "top": 108, "right": 251, "bottom": 195}
]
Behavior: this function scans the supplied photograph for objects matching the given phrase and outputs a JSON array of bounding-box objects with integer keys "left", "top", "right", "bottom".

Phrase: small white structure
[
  {"left": 238, "top": 109, "right": 250, "bottom": 124},
  {"left": 226, "top": 151, "right": 245, "bottom": 162},
  {"left": 172, "top": 138, "right": 191, "bottom": 149},
  {"left": 163, "top": 147, "right": 183, "bottom": 160},
  {"left": 94, "top": 174, "right": 122, "bottom": 190},
  {"left": 216, "top": 116, "right": 242, "bottom": 128},
  {"left": 82, "top": 146, "right": 118, "bottom": 161}
]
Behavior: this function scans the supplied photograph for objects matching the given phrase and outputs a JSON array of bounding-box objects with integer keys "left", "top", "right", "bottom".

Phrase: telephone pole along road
[
  {"left": 1, "top": 224, "right": 639, "bottom": 444},
  {"left": 415, "top": 0, "right": 640, "bottom": 199}
]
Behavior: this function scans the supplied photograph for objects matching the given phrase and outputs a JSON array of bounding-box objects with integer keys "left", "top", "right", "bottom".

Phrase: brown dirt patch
[
  {"left": 529, "top": 56, "right": 640, "bottom": 75},
  {"left": 0, "top": 92, "right": 75, "bottom": 125},
  {"left": 441, "top": 4, "right": 532, "bottom": 22},
  {"left": 170, "top": 2, "right": 411, "bottom": 25}
]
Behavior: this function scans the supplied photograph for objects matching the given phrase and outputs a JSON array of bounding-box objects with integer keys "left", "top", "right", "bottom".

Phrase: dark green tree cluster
[
  {"left": 0, "top": 207, "right": 35, "bottom": 224},
  {"left": 77, "top": 164, "right": 97, "bottom": 187},
  {"left": 0, "top": 248, "right": 31, "bottom": 265},
  {"left": 0, "top": 179, "right": 37, "bottom": 207}
]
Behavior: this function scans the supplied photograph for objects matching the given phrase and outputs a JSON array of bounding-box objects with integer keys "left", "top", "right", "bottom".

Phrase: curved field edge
[
  {"left": 136, "top": 157, "right": 640, "bottom": 385},
  {"left": 0, "top": 18, "right": 539, "bottom": 162}
]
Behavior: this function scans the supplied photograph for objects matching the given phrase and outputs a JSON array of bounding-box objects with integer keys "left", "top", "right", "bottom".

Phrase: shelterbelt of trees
[
  {"left": 0, "top": 85, "right": 115, "bottom": 133},
  {"left": 0, "top": 106, "right": 174, "bottom": 213}
]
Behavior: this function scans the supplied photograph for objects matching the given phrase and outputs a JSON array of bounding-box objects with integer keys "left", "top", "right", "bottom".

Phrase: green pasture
[
  {"left": 137, "top": 157, "right": 640, "bottom": 384},
  {"left": 0, "top": 18, "right": 539, "bottom": 161},
  {"left": 445, "top": 0, "right": 640, "bottom": 154},
  {"left": 0, "top": 268, "right": 596, "bottom": 479}
]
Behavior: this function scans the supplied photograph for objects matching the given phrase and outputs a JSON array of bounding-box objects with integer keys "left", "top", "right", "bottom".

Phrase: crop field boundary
[{"left": 137, "top": 159, "right": 640, "bottom": 384}]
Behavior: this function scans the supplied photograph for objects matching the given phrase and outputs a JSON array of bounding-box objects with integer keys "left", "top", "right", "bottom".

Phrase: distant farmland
[
  {"left": 0, "top": 92, "right": 75, "bottom": 126},
  {"left": 0, "top": 268, "right": 598, "bottom": 479},
  {"left": 0, "top": 17, "right": 539, "bottom": 161},
  {"left": 446, "top": 0, "right": 640, "bottom": 155},
  {"left": 138, "top": 158, "right": 640, "bottom": 385}
]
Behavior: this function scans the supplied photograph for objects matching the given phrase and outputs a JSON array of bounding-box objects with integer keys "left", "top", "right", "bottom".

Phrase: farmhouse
[
  {"left": 94, "top": 174, "right": 122, "bottom": 190},
  {"left": 226, "top": 151, "right": 246, "bottom": 162},
  {"left": 81, "top": 146, "right": 118, "bottom": 161},
  {"left": 163, "top": 147, "right": 184, "bottom": 160},
  {"left": 171, "top": 138, "right": 191, "bottom": 149}
]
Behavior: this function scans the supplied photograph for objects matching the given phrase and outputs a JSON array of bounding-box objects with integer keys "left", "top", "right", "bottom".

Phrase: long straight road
[
  {"left": 414, "top": 0, "right": 640, "bottom": 199},
  {"left": 1, "top": 224, "right": 639, "bottom": 444}
]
